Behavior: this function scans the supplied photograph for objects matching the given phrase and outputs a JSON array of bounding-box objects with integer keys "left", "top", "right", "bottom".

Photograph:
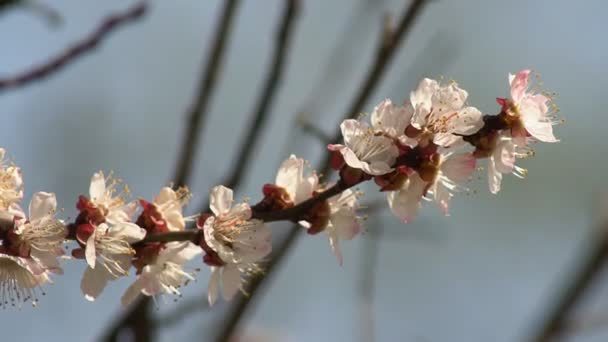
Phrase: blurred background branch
[
  {"left": 0, "top": 1, "right": 147, "bottom": 92},
  {"left": 173, "top": 0, "right": 242, "bottom": 188}
]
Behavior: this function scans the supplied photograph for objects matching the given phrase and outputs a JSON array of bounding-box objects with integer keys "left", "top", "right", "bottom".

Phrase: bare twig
[
  {"left": 214, "top": 1, "right": 429, "bottom": 340},
  {"left": 197, "top": 0, "right": 301, "bottom": 213},
  {"left": 173, "top": 0, "right": 242, "bottom": 187},
  {"left": 531, "top": 226, "right": 608, "bottom": 342},
  {"left": 0, "top": 1, "right": 148, "bottom": 92}
]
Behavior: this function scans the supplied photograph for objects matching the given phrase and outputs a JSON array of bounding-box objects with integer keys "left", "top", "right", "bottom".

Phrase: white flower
[
  {"left": 275, "top": 155, "right": 318, "bottom": 205},
  {"left": 12, "top": 192, "right": 66, "bottom": 274},
  {"left": 324, "top": 189, "right": 361, "bottom": 265},
  {"left": 80, "top": 222, "right": 146, "bottom": 301},
  {"left": 409, "top": 78, "right": 483, "bottom": 148},
  {"left": 428, "top": 153, "right": 476, "bottom": 215},
  {"left": 86, "top": 171, "right": 137, "bottom": 224},
  {"left": 203, "top": 185, "right": 271, "bottom": 305},
  {"left": 487, "top": 136, "right": 528, "bottom": 194},
  {"left": 0, "top": 148, "right": 23, "bottom": 210},
  {"left": 0, "top": 192, "right": 66, "bottom": 307},
  {"left": 387, "top": 173, "right": 427, "bottom": 223},
  {"left": 328, "top": 119, "right": 399, "bottom": 176},
  {"left": 505, "top": 69, "right": 559, "bottom": 144},
  {"left": 121, "top": 241, "right": 201, "bottom": 306}
]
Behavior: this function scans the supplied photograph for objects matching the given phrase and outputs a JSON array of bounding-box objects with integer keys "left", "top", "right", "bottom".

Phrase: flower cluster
[
  {"left": 0, "top": 70, "right": 561, "bottom": 309},
  {"left": 328, "top": 70, "right": 559, "bottom": 222}
]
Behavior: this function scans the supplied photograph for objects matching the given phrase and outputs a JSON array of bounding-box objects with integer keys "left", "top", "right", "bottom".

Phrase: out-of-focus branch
[
  {"left": 197, "top": 0, "right": 301, "bottom": 213},
  {"left": 102, "top": 2, "right": 241, "bottom": 341},
  {"left": 531, "top": 226, "right": 608, "bottom": 342},
  {"left": 0, "top": 1, "right": 147, "bottom": 92},
  {"left": 214, "top": 2, "right": 429, "bottom": 340},
  {"left": 173, "top": 0, "right": 242, "bottom": 187}
]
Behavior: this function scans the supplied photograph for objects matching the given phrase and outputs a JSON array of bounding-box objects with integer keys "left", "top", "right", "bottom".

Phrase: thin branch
[
  {"left": 0, "top": 1, "right": 148, "bottom": 92},
  {"left": 173, "top": 0, "right": 242, "bottom": 187},
  {"left": 197, "top": 0, "right": 301, "bottom": 213},
  {"left": 214, "top": 1, "right": 429, "bottom": 340},
  {"left": 531, "top": 225, "right": 608, "bottom": 342}
]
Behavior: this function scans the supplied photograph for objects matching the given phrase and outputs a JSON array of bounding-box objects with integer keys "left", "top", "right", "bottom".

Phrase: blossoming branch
[{"left": 0, "top": 69, "right": 561, "bottom": 308}]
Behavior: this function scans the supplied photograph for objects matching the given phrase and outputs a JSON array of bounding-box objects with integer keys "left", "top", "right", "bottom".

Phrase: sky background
[{"left": 0, "top": 0, "right": 607, "bottom": 341}]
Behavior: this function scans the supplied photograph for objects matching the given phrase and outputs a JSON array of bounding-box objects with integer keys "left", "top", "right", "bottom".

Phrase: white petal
[
  {"left": 433, "top": 181, "right": 451, "bottom": 216},
  {"left": 81, "top": 266, "right": 110, "bottom": 301},
  {"left": 28, "top": 191, "right": 57, "bottom": 221},
  {"left": 487, "top": 156, "right": 503, "bottom": 194},
  {"left": 275, "top": 155, "right": 303, "bottom": 201},
  {"left": 121, "top": 279, "right": 144, "bottom": 307},
  {"left": 89, "top": 171, "right": 106, "bottom": 200},
  {"left": 154, "top": 187, "right": 176, "bottom": 205},
  {"left": 85, "top": 231, "right": 97, "bottom": 268},
  {"left": 221, "top": 264, "right": 241, "bottom": 300},
  {"left": 210, "top": 185, "right": 233, "bottom": 216},
  {"left": 387, "top": 174, "right": 426, "bottom": 223},
  {"left": 110, "top": 222, "right": 147, "bottom": 243},
  {"left": 208, "top": 267, "right": 220, "bottom": 306},
  {"left": 331, "top": 210, "right": 360, "bottom": 241}
]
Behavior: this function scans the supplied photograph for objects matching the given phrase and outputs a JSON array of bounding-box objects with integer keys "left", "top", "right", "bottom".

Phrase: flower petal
[
  {"left": 208, "top": 266, "right": 220, "bottom": 306},
  {"left": 81, "top": 266, "right": 110, "bottom": 301},
  {"left": 210, "top": 185, "right": 233, "bottom": 216},
  {"left": 221, "top": 264, "right": 241, "bottom": 300},
  {"left": 89, "top": 171, "right": 106, "bottom": 201},
  {"left": 28, "top": 191, "right": 57, "bottom": 221}
]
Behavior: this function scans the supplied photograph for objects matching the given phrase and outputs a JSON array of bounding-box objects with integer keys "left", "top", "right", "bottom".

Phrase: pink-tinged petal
[
  {"left": 509, "top": 69, "right": 531, "bottom": 103},
  {"left": 28, "top": 191, "right": 56, "bottom": 221},
  {"left": 328, "top": 231, "right": 343, "bottom": 266},
  {"left": 89, "top": 171, "right": 106, "bottom": 200},
  {"left": 85, "top": 231, "right": 97, "bottom": 268},
  {"left": 275, "top": 155, "right": 303, "bottom": 201},
  {"left": 207, "top": 267, "right": 221, "bottom": 306},
  {"left": 221, "top": 264, "right": 241, "bottom": 300},
  {"left": 81, "top": 266, "right": 110, "bottom": 301},
  {"left": 487, "top": 156, "right": 503, "bottom": 194},
  {"left": 210, "top": 185, "right": 233, "bottom": 216},
  {"left": 327, "top": 143, "right": 344, "bottom": 152},
  {"left": 230, "top": 203, "right": 252, "bottom": 221},
  {"left": 441, "top": 153, "right": 476, "bottom": 183},
  {"left": 523, "top": 119, "right": 558, "bottom": 143}
]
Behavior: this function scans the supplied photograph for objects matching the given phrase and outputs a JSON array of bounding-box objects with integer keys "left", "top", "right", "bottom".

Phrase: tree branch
[
  {"left": 531, "top": 225, "right": 608, "bottom": 341},
  {"left": 0, "top": 1, "right": 148, "bottom": 92},
  {"left": 213, "top": 1, "right": 429, "bottom": 340},
  {"left": 173, "top": 0, "right": 242, "bottom": 187}
]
